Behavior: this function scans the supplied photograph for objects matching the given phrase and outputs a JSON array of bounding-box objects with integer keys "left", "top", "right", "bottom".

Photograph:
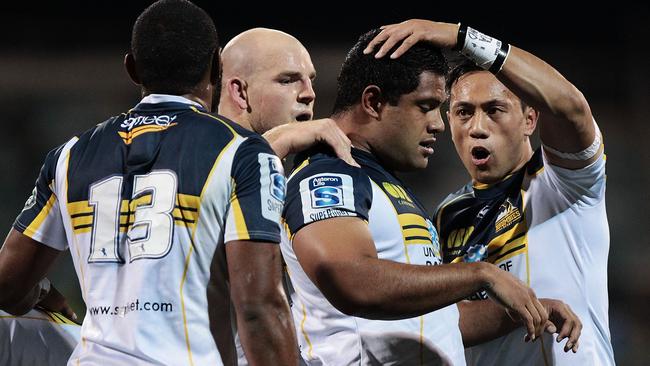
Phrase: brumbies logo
[
  {"left": 495, "top": 198, "right": 521, "bottom": 232},
  {"left": 310, "top": 176, "right": 343, "bottom": 208}
]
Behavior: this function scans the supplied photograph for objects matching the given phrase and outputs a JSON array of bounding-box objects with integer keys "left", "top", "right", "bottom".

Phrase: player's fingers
[
  {"left": 374, "top": 31, "right": 411, "bottom": 59},
  {"left": 517, "top": 306, "right": 536, "bottom": 341},
  {"left": 363, "top": 28, "right": 392, "bottom": 55},
  {"left": 544, "top": 320, "right": 557, "bottom": 334},
  {"left": 524, "top": 302, "right": 543, "bottom": 339},
  {"left": 565, "top": 315, "right": 582, "bottom": 352},
  {"left": 322, "top": 124, "right": 359, "bottom": 167},
  {"left": 390, "top": 34, "right": 419, "bottom": 59},
  {"left": 532, "top": 298, "right": 549, "bottom": 337}
]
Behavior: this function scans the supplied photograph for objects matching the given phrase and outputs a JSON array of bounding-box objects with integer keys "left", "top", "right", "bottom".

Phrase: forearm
[
  {"left": 458, "top": 299, "right": 520, "bottom": 347},
  {"left": 236, "top": 298, "right": 298, "bottom": 366},
  {"left": 0, "top": 278, "right": 47, "bottom": 315},
  {"left": 262, "top": 124, "right": 291, "bottom": 159},
  {"left": 320, "top": 258, "right": 493, "bottom": 320}
]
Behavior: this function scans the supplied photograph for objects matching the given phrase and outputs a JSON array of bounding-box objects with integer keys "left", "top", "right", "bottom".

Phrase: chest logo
[
  {"left": 495, "top": 199, "right": 521, "bottom": 232},
  {"left": 382, "top": 182, "right": 415, "bottom": 208}
]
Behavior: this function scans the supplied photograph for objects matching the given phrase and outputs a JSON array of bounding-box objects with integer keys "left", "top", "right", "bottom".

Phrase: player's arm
[
  {"left": 293, "top": 216, "right": 548, "bottom": 339},
  {"left": 0, "top": 229, "right": 59, "bottom": 315},
  {"left": 227, "top": 240, "right": 297, "bottom": 366},
  {"left": 458, "top": 298, "right": 581, "bottom": 352},
  {"left": 364, "top": 19, "right": 599, "bottom": 169},
  {"left": 262, "top": 118, "right": 358, "bottom": 167},
  {"left": 224, "top": 137, "right": 298, "bottom": 365}
]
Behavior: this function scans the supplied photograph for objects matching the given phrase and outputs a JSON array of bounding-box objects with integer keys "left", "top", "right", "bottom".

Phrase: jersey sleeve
[
  {"left": 540, "top": 146, "right": 606, "bottom": 205},
  {"left": 282, "top": 157, "right": 373, "bottom": 238},
  {"left": 224, "top": 136, "right": 285, "bottom": 244},
  {"left": 13, "top": 144, "right": 68, "bottom": 250}
]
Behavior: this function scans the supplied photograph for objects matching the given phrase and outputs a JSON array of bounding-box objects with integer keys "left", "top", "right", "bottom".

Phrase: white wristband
[
  {"left": 37, "top": 278, "right": 51, "bottom": 302},
  {"left": 543, "top": 121, "right": 603, "bottom": 160},
  {"left": 456, "top": 25, "right": 510, "bottom": 74}
]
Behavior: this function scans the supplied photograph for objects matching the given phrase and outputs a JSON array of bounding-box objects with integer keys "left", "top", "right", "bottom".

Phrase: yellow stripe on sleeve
[{"left": 23, "top": 194, "right": 57, "bottom": 238}]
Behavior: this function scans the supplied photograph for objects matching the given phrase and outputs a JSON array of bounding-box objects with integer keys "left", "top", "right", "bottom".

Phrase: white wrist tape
[
  {"left": 37, "top": 278, "right": 51, "bottom": 302},
  {"left": 543, "top": 122, "right": 602, "bottom": 160},
  {"left": 455, "top": 24, "right": 510, "bottom": 74}
]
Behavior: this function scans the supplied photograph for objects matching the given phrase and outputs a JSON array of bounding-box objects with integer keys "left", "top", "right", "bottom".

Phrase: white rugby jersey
[
  {"left": 13, "top": 95, "right": 286, "bottom": 365},
  {"left": 435, "top": 139, "right": 613, "bottom": 365},
  {"left": 282, "top": 148, "right": 465, "bottom": 366},
  {"left": 1, "top": 309, "right": 80, "bottom": 365}
]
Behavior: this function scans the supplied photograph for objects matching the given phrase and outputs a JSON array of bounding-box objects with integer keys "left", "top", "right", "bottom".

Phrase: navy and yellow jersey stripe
[
  {"left": 13, "top": 142, "right": 69, "bottom": 248},
  {"left": 433, "top": 149, "right": 545, "bottom": 266}
]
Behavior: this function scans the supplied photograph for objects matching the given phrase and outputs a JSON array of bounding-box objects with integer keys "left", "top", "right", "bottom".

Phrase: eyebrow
[{"left": 277, "top": 71, "right": 317, "bottom": 79}]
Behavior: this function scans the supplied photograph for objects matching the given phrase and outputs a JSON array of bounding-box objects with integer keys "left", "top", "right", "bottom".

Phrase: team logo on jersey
[
  {"left": 463, "top": 244, "right": 487, "bottom": 263},
  {"left": 22, "top": 186, "right": 37, "bottom": 211},
  {"left": 309, "top": 175, "right": 344, "bottom": 208},
  {"left": 495, "top": 198, "right": 521, "bottom": 232}
]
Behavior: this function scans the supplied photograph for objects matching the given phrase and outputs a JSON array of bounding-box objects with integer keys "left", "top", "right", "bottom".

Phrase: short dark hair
[
  {"left": 447, "top": 60, "right": 528, "bottom": 111},
  {"left": 131, "top": 0, "right": 218, "bottom": 95},
  {"left": 332, "top": 28, "right": 448, "bottom": 115}
]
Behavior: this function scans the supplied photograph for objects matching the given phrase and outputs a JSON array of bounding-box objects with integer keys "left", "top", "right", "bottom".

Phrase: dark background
[{"left": 1, "top": 2, "right": 648, "bottom": 364}]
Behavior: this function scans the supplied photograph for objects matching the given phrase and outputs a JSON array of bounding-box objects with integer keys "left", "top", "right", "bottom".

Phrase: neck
[{"left": 333, "top": 111, "right": 372, "bottom": 154}]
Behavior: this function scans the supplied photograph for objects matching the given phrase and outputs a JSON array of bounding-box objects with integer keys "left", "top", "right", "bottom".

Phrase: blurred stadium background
[{"left": 1, "top": 2, "right": 648, "bottom": 364}]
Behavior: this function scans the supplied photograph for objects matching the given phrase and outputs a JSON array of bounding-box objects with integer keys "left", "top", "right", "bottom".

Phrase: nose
[
  {"left": 298, "top": 78, "right": 315, "bottom": 105},
  {"left": 468, "top": 112, "right": 489, "bottom": 139},
  {"left": 427, "top": 111, "right": 445, "bottom": 134}
]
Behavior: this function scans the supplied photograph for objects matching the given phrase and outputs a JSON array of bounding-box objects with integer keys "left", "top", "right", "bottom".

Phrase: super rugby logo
[
  {"left": 268, "top": 157, "right": 285, "bottom": 201},
  {"left": 309, "top": 176, "right": 343, "bottom": 208}
]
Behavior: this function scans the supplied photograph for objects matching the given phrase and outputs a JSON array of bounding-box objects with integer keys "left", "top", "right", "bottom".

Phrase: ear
[
  {"left": 522, "top": 106, "right": 539, "bottom": 136},
  {"left": 124, "top": 53, "right": 140, "bottom": 85},
  {"left": 226, "top": 78, "right": 249, "bottom": 111},
  {"left": 361, "top": 85, "right": 383, "bottom": 119}
]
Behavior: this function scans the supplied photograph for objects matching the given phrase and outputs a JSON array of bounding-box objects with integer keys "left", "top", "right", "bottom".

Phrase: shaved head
[{"left": 219, "top": 28, "right": 316, "bottom": 133}]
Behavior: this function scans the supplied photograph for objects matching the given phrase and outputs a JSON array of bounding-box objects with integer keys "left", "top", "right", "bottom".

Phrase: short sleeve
[
  {"left": 283, "top": 157, "right": 372, "bottom": 238},
  {"left": 13, "top": 144, "right": 68, "bottom": 250},
  {"left": 224, "top": 136, "right": 285, "bottom": 243},
  {"left": 540, "top": 147, "right": 606, "bottom": 205}
]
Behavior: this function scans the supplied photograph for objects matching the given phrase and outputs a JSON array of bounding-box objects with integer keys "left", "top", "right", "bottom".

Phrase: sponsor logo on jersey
[
  {"left": 22, "top": 186, "right": 37, "bottom": 211},
  {"left": 118, "top": 114, "right": 179, "bottom": 144},
  {"left": 495, "top": 199, "right": 521, "bottom": 232},
  {"left": 463, "top": 244, "right": 487, "bottom": 263},
  {"left": 309, "top": 175, "right": 344, "bottom": 208},
  {"left": 120, "top": 114, "right": 177, "bottom": 131},
  {"left": 382, "top": 182, "right": 415, "bottom": 208}
]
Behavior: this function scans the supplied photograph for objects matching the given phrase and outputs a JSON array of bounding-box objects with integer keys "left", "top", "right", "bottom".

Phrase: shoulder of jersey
[{"left": 290, "top": 148, "right": 363, "bottom": 181}]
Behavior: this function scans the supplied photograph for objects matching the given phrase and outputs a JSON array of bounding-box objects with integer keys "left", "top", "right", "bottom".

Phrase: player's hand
[
  {"left": 36, "top": 283, "right": 78, "bottom": 323},
  {"left": 539, "top": 298, "right": 582, "bottom": 353},
  {"left": 482, "top": 264, "right": 548, "bottom": 341},
  {"left": 263, "top": 118, "right": 359, "bottom": 167},
  {"left": 363, "top": 19, "right": 458, "bottom": 59}
]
